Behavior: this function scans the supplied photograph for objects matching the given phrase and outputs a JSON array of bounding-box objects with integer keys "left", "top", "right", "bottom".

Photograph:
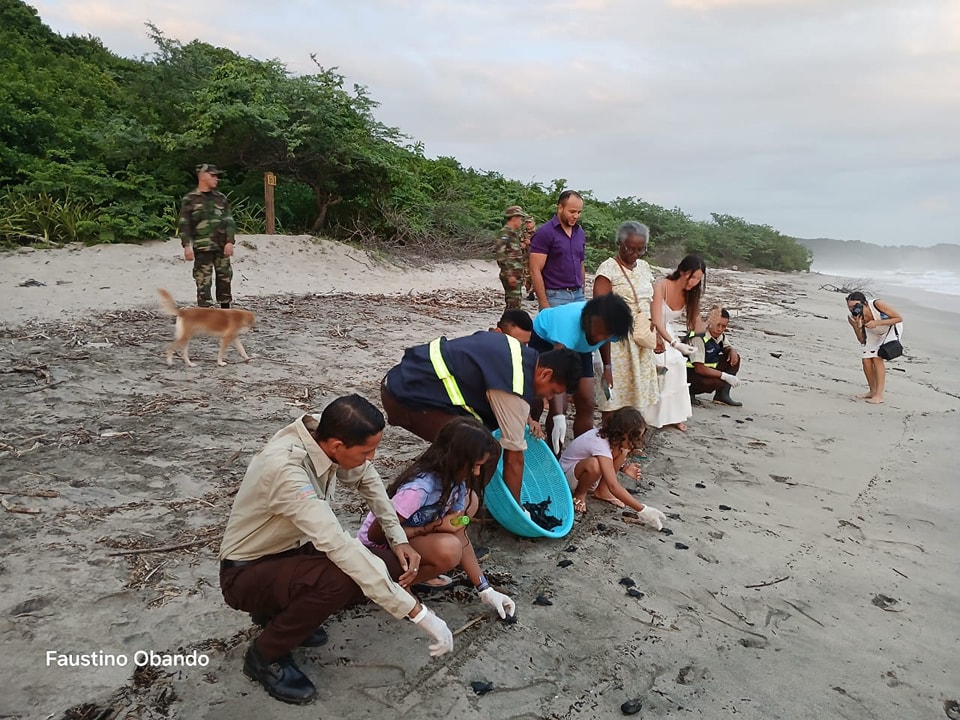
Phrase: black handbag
[{"left": 877, "top": 324, "right": 903, "bottom": 360}]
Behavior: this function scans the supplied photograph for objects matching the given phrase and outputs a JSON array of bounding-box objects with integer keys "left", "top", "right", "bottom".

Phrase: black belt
[
  {"left": 220, "top": 546, "right": 323, "bottom": 571},
  {"left": 549, "top": 286, "right": 582, "bottom": 292},
  {"left": 220, "top": 558, "right": 255, "bottom": 570}
]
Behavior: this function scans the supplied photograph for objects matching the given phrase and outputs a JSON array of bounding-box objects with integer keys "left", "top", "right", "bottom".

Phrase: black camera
[{"left": 851, "top": 303, "right": 864, "bottom": 317}]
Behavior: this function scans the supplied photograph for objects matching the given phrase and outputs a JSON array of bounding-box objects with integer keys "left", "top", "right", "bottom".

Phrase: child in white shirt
[{"left": 559, "top": 407, "right": 666, "bottom": 530}]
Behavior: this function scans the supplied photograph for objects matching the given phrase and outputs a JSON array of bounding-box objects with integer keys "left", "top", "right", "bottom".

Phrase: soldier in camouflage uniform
[
  {"left": 521, "top": 215, "right": 537, "bottom": 300},
  {"left": 495, "top": 206, "right": 527, "bottom": 309},
  {"left": 178, "top": 164, "right": 237, "bottom": 308}
]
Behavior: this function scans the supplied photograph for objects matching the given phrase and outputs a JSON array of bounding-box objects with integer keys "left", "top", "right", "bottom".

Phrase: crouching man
[
  {"left": 686, "top": 305, "right": 742, "bottom": 406},
  {"left": 218, "top": 395, "right": 453, "bottom": 704}
]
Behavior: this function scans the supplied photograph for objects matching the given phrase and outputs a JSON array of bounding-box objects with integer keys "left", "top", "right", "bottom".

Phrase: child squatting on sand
[
  {"left": 358, "top": 417, "right": 517, "bottom": 619},
  {"left": 559, "top": 407, "right": 667, "bottom": 530}
]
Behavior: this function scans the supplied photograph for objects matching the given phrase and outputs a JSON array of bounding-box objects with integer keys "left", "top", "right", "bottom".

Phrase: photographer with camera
[{"left": 845, "top": 292, "right": 903, "bottom": 404}]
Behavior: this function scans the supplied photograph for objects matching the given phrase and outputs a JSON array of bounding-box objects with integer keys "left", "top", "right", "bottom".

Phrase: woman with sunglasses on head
[
  {"left": 593, "top": 221, "right": 660, "bottom": 421},
  {"left": 845, "top": 292, "right": 903, "bottom": 404}
]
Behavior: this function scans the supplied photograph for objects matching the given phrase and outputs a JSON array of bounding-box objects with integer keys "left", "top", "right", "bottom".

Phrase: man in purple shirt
[
  {"left": 529, "top": 190, "right": 586, "bottom": 311},
  {"left": 528, "top": 190, "right": 589, "bottom": 455}
]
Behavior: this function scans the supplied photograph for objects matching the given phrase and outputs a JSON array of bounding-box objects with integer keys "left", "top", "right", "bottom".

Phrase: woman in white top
[
  {"left": 594, "top": 221, "right": 660, "bottom": 417},
  {"left": 646, "top": 254, "right": 706, "bottom": 431},
  {"left": 845, "top": 291, "right": 903, "bottom": 404}
]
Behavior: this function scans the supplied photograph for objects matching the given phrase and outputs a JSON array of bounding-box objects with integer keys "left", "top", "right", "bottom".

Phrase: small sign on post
[{"left": 264, "top": 172, "right": 276, "bottom": 235}]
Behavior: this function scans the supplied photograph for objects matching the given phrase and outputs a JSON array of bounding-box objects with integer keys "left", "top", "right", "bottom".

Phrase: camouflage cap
[
  {"left": 195, "top": 163, "right": 222, "bottom": 175},
  {"left": 504, "top": 205, "right": 525, "bottom": 218}
]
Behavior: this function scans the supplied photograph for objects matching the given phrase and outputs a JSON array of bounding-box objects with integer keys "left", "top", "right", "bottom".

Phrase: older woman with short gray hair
[{"left": 593, "top": 221, "right": 660, "bottom": 421}]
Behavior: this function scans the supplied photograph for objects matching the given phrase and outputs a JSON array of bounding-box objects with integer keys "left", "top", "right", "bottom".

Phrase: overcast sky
[{"left": 29, "top": 0, "right": 960, "bottom": 246}]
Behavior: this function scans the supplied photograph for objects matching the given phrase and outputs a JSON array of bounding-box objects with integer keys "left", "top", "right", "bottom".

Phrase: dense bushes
[{"left": 0, "top": 0, "right": 811, "bottom": 271}]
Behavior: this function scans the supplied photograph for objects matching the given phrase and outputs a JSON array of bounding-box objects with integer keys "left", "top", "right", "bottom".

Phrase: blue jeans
[{"left": 545, "top": 287, "right": 584, "bottom": 308}]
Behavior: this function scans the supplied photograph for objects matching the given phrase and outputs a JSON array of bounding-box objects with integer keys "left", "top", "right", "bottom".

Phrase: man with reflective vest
[
  {"left": 380, "top": 331, "right": 582, "bottom": 502},
  {"left": 685, "top": 305, "right": 742, "bottom": 406}
]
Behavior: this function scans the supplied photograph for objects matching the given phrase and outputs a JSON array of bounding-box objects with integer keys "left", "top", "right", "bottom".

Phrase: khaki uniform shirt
[{"left": 219, "top": 415, "right": 415, "bottom": 619}]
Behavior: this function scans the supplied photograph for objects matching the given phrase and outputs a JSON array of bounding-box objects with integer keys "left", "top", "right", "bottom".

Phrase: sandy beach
[{"left": 1, "top": 236, "right": 958, "bottom": 720}]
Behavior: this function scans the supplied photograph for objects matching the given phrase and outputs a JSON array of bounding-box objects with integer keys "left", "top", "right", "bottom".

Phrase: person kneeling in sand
[
  {"left": 218, "top": 395, "right": 454, "bottom": 705},
  {"left": 558, "top": 407, "right": 666, "bottom": 529},
  {"left": 685, "top": 305, "right": 742, "bottom": 407},
  {"left": 358, "top": 417, "right": 516, "bottom": 618}
]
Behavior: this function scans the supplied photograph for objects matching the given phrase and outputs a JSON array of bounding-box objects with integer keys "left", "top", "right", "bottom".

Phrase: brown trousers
[
  {"left": 380, "top": 376, "right": 459, "bottom": 443},
  {"left": 220, "top": 544, "right": 403, "bottom": 662}
]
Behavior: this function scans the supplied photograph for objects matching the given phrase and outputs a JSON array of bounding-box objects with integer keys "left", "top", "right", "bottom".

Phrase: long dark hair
[
  {"left": 387, "top": 417, "right": 502, "bottom": 513},
  {"left": 666, "top": 254, "right": 707, "bottom": 330}
]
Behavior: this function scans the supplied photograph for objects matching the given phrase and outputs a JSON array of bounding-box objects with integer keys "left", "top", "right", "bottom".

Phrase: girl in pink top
[{"left": 359, "top": 418, "right": 516, "bottom": 618}]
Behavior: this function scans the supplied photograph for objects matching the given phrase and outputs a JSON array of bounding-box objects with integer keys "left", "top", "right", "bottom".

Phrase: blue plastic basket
[{"left": 484, "top": 429, "right": 574, "bottom": 539}]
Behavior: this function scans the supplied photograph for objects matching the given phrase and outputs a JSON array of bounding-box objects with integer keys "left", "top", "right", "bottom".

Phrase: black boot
[
  {"left": 243, "top": 642, "right": 317, "bottom": 704},
  {"left": 713, "top": 385, "right": 742, "bottom": 407},
  {"left": 220, "top": 302, "right": 231, "bottom": 309},
  {"left": 251, "top": 615, "right": 328, "bottom": 647}
]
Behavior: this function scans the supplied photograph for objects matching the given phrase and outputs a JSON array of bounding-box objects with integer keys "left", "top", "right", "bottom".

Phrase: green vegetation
[{"left": 0, "top": 0, "right": 811, "bottom": 271}]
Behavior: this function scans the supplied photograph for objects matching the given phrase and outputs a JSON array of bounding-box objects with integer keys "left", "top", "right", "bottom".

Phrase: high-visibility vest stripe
[
  {"left": 505, "top": 335, "right": 524, "bottom": 394},
  {"left": 428, "top": 335, "right": 525, "bottom": 421},
  {"left": 429, "top": 338, "right": 482, "bottom": 421}
]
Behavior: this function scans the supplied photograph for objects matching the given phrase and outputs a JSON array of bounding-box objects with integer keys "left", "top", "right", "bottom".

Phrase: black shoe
[
  {"left": 220, "top": 302, "right": 231, "bottom": 309},
  {"left": 251, "top": 615, "right": 327, "bottom": 648},
  {"left": 243, "top": 642, "right": 317, "bottom": 704},
  {"left": 300, "top": 626, "right": 329, "bottom": 647},
  {"left": 713, "top": 386, "right": 742, "bottom": 407}
]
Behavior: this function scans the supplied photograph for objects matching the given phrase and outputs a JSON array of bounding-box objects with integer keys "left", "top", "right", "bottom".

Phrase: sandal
[{"left": 412, "top": 574, "right": 456, "bottom": 593}]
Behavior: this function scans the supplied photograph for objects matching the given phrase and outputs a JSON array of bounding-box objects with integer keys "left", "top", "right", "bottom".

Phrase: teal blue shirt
[{"left": 533, "top": 301, "right": 610, "bottom": 353}]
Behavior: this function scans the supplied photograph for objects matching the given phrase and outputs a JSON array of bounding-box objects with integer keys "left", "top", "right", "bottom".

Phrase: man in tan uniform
[{"left": 218, "top": 395, "right": 454, "bottom": 704}]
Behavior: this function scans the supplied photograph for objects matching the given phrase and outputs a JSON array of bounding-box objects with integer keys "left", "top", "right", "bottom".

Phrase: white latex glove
[
  {"left": 671, "top": 340, "right": 696, "bottom": 356},
  {"left": 720, "top": 372, "right": 740, "bottom": 387},
  {"left": 411, "top": 604, "right": 454, "bottom": 657},
  {"left": 479, "top": 587, "right": 516, "bottom": 619},
  {"left": 550, "top": 413, "right": 567, "bottom": 455},
  {"left": 636, "top": 505, "right": 667, "bottom": 531}
]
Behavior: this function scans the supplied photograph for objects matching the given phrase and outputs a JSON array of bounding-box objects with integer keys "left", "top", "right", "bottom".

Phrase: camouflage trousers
[
  {"left": 193, "top": 251, "right": 232, "bottom": 307},
  {"left": 499, "top": 269, "right": 523, "bottom": 309}
]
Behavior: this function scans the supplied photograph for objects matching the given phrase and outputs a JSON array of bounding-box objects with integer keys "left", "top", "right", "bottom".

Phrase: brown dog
[{"left": 158, "top": 289, "right": 255, "bottom": 368}]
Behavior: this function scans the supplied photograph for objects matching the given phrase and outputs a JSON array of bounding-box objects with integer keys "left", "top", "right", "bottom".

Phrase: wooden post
[{"left": 264, "top": 172, "right": 276, "bottom": 235}]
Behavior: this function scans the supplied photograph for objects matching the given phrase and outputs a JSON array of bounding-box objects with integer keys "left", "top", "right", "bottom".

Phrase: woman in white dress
[
  {"left": 594, "top": 221, "right": 660, "bottom": 418},
  {"left": 645, "top": 254, "right": 706, "bottom": 431}
]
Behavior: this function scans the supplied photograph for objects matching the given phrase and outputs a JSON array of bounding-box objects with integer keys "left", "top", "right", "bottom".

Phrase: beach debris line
[{"left": 1, "top": 497, "right": 42, "bottom": 514}]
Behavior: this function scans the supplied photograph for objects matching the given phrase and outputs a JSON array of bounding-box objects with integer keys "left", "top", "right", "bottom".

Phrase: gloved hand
[
  {"left": 636, "top": 505, "right": 667, "bottom": 531},
  {"left": 550, "top": 414, "right": 567, "bottom": 455},
  {"left": 411, "top": 604, "right": 454, "bottom": 657},
  {"left": 671, "top": 340, "right": 696, "bottom": 356},
  {"left": 479, "top": 587, "right": 516, "bottom": 619},
  {"left": 720, "top": 372, "right": 740, "bottom": 387}
]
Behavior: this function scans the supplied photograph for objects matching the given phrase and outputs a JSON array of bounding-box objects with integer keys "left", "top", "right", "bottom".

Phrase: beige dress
[{"left": 594, "top": 257, "right": 660, "bottom": 412}]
